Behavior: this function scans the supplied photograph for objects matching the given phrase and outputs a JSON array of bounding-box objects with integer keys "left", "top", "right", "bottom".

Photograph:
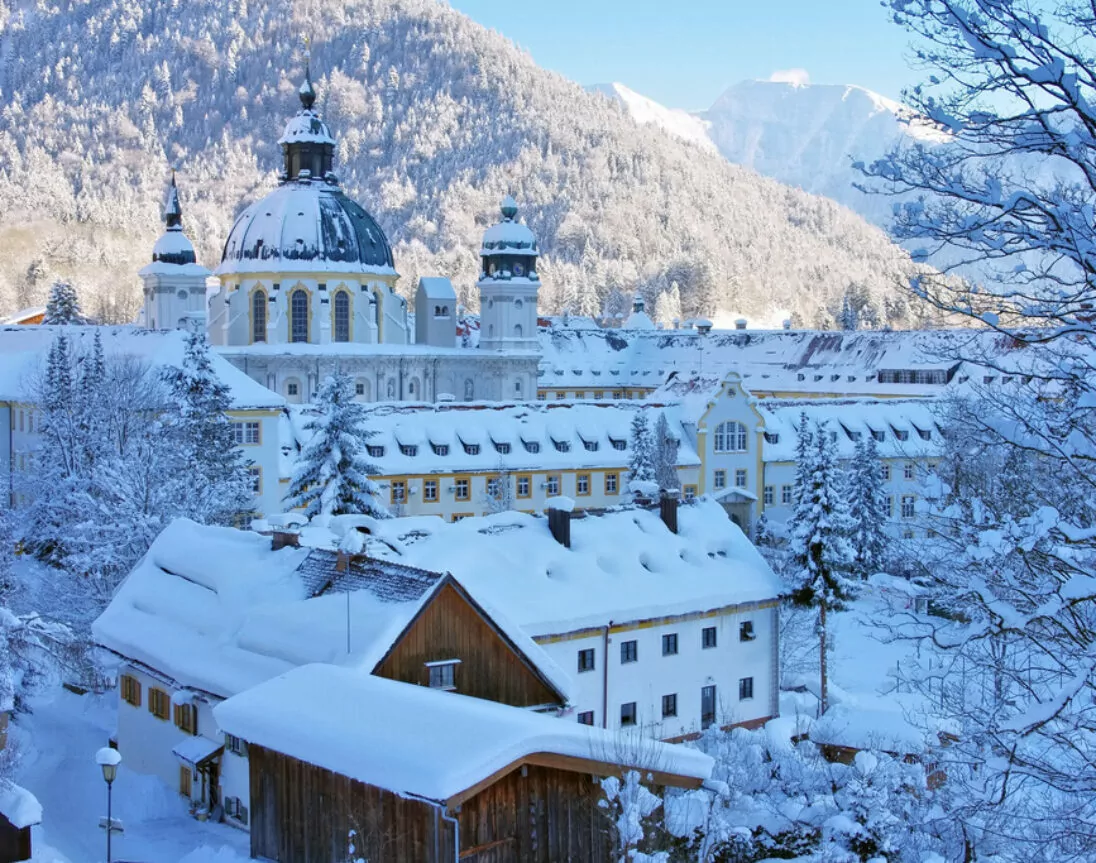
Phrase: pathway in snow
[{"left": 16, "top": 690, "right": 248, "bottom": 863}]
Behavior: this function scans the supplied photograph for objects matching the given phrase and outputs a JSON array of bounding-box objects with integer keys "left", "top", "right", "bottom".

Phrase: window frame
[
  {"left": 734, "top": 468, "right": 748, "bottom": 488},
  {"left": 454, "top": 476, "right": 471, "bottom": 501},
  {"left": 576, "top": 473, "right": 591, "bottom": 496},
  {"left": 701, "top": 684, "right": 717, "bottom": 730},
  {"left": 620, "top": 640, "right": 638, "bottom": 664},
  {"left": 516, "top": 474, "right": 532, "bottom": 499},
  {"left": 545, "top": 474, "right": 561, "bottom": 497},
  {"left": 702, "top": 626, "right": 717, "bottom": 649},
  {"left": 120, "top": 674, "right": 142, "bottom": 707},
  {"left": 620, "top": 701, "right": 637, "bottom": 727},
  {"left": 739, "top": 620, "right": 756, "bottom": 642},
  {"left": 577, "top": 710, "right": 595, "bottom": 726},
  {"left": 148, "top": 687, "right": 170, "bottom": 721},
  {"left": 577, "top": 648, "right": 596, "bottom": 673},
  {"left": 251, "top": 289, "right": 267, "bottom": 343},
  {"left": 174, "top": 702, "right": 198, "bottom": 735},
  {"left": 713, "top": 421, "right": 748, "bottom": 453},
  {"left": 662, "top": 693, "right": 678, "bottom": 718},
  {"left": 390, "top": 480, "right": 406, "bottom": 505},
  {"left": 713, "top": 469, "right": 726, "bottom": 489},
  {"left": 289, "top": 288, "right": 310, "bottom": 344},
  {"left": 739, "top": 676, "right": 754, "bottom": 701},
  {"left": 332, "top": 289, "right": 352, "bottom": 342},
  {"left": 423, "top": 479, "right": 438, "bottom": 502},
  {"left": 762, "top": 485, "right": 774, "bottom": 505},
  {"left": 426, "top": 660, "right": 459, "bottom": 691},
  {"left": 604, "top": 472, "right": 619, "bottom": 495},
  {"left": 662, "top": 633, "right": 678, "bottom": 656}
]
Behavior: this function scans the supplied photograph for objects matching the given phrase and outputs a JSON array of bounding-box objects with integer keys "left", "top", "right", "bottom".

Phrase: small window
[
  {"left": 739, "top": 621, "right": 756, "bottom": 642},
  {"left": 781, "top": 485, "right": 793, "bottom": 505},
  {"left": 620, "top": 640, "right": 638, "bottom": 663},
  {"left": 232, "top": 421, "right": 261, "bottom": 445},
  {"left": 872, "top": 429, "right": 885, "bottom": 442},
  {"left": 739, "top": 677, "right": 754, "bottom": 701},
  {"left": 620, "top": 702, "right": 637, "bottom": 727},
  {"left": 174, "top": 703, "right": 198, "bottom": 735},
  {"left": 576, "top": 474, "right": 590, "bottom": 496},
  {"left": 714, "top": 421, "right": 749, "bottom": 453},
  {"left": 494, "top": 441, "right": 511, "bottom": 454},
  {"left": 367, "top": 445, "right": 385, "bottom": 458},
  {"left": 904, "top": 463, "right": 915, "bottom": 480},
  {"left": 120, "top": 674, "right": 142, "bottom": 707},
  {"left": 763, "top": 432, "right": 780, "bottom": 444},
  {"left": 605, "top": 472, "right": 619, "bottom": 495},
  {"left": 735, "top": 469, "right": 747, "bottom": 488},
  {"left": 522, "top": 440, "right": 540, "bottom": 454},
  {"left": 517, "top": 475, "right": 531, "bottom": 498},
  {"left": 577, "top": 711, "right": 595, "bottom": 726},
  {"left": 287, "top": 382, "right": 299, "bottom": 396},
  {"left": 546, "top": 475, "right": 561, "bottom": 496},
  {"left": 610, "top": 438, "right": 627, "bottom": 451},
  {"left": 713, "top": 470, "right": 726, "bottom": 489},
  {"left": 662, "top": 693, "right": 678, "bottom": 718},
  {"left": 702, "top": 626, "right": 717, "bottom": 649},
  {"left": 662, "top": 633, "right": 678, "bottom": 656},
  {"left": 455, "top": 478, "right": 470, "bottom": 501},
  {"left": 224, "top": 733, "right": 248, "bottom": 757},
  {"left": 701, "top": 685, "right": 717, "bottom": 729},
  {"left": 901, "top": 495, "right": 916, "bottom": 519},
  {"left": 390, "top": 481, "right": 406, "bottom": 504},
  {"left": 431, "top": 443, "right": 449, "bottom": 456},
  {"left": 400, "top": 444, "right": 417, "bottom": 457},
  {"left": 148, "top": 687, "right": 170, "bottom": 720},
  {"left": 556, "top": 392, "right": 566, "bottom": 401},
  {"left": 427, "top": 661, "right": 459, "bottom": 691},
  {"left": 583, "top": 439, "right": 598, "bottom": 452},
  {"left": 537, "top": 392, "right": 547, "bottom": 401},
  {"left": 552, "top": 439, "right": 571, "bottom": 453},
  {"left": 763, "top": 486, "right": 774, "bottom": 506},
  {"left": 881, "top": 464, "right": 892, "bottom": 481},
  {"left": 683, "top": 485, "right": 698, "bottom": 500},
  {"left": 462, "top": 442, "right": 480, "bottom": 455},
  {"left": 578, "top": 648, "right": 596, "bottom": 672},
  {"left": 424, "top": 480, "right": 438, "bottom": 502},
  {"left": 487, "top": 477, "right": 500, "bottom": 498},
  {"left": 248, "top": 466, "right": 261, "bottom": 495}
]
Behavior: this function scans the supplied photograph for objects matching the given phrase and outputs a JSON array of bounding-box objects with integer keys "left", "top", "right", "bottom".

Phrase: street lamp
[{"left": 96, "top": 746, "right": 122, "bottom": 863}]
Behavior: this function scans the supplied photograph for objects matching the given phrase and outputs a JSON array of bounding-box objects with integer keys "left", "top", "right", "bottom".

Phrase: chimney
[
  {"left": 547, "top": 498, "right": 574, "bottom": 548},
  {"left": 734, "top": 318, "right": 747, "bottom": 330},
  {"left": 782, "top": 319, "right": 792, "bottom": 330},
  {"left": 660, "top": 493, "right": 679, "bottom": 534},
  {"left": 336, "top": 551, "right": 350, "bottom": 573},
  {"left": 271, "top": 529, "right": 300, "bottom": 551}
]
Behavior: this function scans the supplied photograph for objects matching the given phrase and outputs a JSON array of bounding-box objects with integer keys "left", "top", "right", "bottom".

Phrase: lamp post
[{"left": 96, "top": 746, "right": 122, "bottom": 863}]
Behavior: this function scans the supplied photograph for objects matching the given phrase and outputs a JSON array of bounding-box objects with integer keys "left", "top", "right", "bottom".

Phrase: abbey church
[{"left": 140, "top": 63, "right": 542, "bottom": 405}]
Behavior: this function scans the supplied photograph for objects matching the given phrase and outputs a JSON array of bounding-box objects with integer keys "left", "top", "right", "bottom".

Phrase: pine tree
[
  {"left": 627, "top": 411, "right": 655, "bottom": 489},
  {"left": 160, "top": 330, "right": 253, "bottom": 525},
  {"left": 838, "top": 292, "right": 859, "bottom": 331},
  {"left": 285, "top": 372, "right": 389, "bottom": 518},
  {"left": 788, "top": 420, "right": 857, "bottom": 715},
  {"left": 42, "top": 280, "right": 83, "bottom": 325},
  {"left": 652, "top": 411, "right": 679, "bottom": 494},
  {"left": 847, "top": 435, "right": 889, "bottom": 579}
]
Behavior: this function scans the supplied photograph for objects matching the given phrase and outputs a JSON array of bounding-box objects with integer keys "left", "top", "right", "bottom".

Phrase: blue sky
[{"left": 447, "top": 0, "right": 919, "bottom": 109}]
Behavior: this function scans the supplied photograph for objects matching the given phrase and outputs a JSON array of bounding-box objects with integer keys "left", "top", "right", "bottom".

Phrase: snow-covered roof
[
  {"left": 217, "top": 181, "right": 396, "bottom": 277},
  {"left": 757, "top": 399, "right": 944, "bottom": 462},
  {"left": 214, "top": 664, "right": 713, "bottom": 803},
  {"left": 354, "top": 498, "right": 781, "bottom": 636},
  {"left": 281, "top": 401, "right": 698, "bottom": 479},
  {"left": 0, "top": 326, "right": 282, "bottom": 410},
  {"left": 148, "top": 230, "right": 201, "bottom": 265},
  {"left": 0, "top": 783, "right": 41, "bottom": 830},
  {"left": 623, "top": 310, "right": 655, "bottom": 331},
  {"left": 481, "top": 196, "right": 539, "bottom": 256},
  {"left": 810, "top": 696, "right": 956, "bottom": 754},
  {"left": 416, "top": 277, "right": 456, "bottom": 300},
  {"left": 92, "top": 517, "right": 573, "bottom": 703},
  {"left": 0, "top": 306, "right": 45, "bottom": 325},
  {"left": 278, "top": 109, "right": 336, "bottom": 146}
]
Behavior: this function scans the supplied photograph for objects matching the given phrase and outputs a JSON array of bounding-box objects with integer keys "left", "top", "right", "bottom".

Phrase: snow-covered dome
[
  {"left": 624, "top": 309, "right": 655, "bottom": 330},
  {"left": 216, "top": 61, "right": 394, "bottom": 276},
  {"left": 481, "top": 196, "right": 539, "bottom": 256},
  {"left": 217, "top": 181, "right": 395, "bottom": 275}
]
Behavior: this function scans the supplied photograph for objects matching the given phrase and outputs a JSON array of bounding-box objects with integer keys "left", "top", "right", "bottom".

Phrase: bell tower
[
  {"left": 139, "top": 173, "right": 211, "bottom": 331},
  {"left": 477, "top": 196, "right": 540, "bottom": 352}
]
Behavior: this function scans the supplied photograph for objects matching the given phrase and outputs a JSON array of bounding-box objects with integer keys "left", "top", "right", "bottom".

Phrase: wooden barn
[
  {"left": 0, "top": 783, "right": 40, "bottom": 863},
  {"left": 214, "top": 664, "right": 713, "bottom": 863}
]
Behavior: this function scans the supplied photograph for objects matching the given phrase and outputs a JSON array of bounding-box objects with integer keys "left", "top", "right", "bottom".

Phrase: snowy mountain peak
[{"left": 586, "top": 82, "right": 716, "bottom": 153}]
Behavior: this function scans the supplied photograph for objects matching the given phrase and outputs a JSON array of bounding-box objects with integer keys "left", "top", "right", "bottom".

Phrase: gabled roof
[
  {"left": 214, "top": 664, "right": 713, "bottom": 805},
  {"left": 92, "top": 518, "right": 572, "bottom": 703},
  {"left": 416, "top": 277, "right": 457, "bottom": 300}
]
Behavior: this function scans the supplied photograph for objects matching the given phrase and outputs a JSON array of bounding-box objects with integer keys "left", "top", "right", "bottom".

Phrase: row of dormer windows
[{"left": 367, "top": 434, "right": 631, "bottom": 460}]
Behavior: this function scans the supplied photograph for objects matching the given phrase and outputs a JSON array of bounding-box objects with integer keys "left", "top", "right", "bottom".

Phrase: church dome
[
  {"left": 216, "top": 60, "right": 395, "bottom": 277},
  {"left": 481, "top": 195, "right": 538, "bottom": 256}
]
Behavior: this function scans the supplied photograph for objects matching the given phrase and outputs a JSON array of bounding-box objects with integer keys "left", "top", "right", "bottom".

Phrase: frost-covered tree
[
  {"left": 653, "top": 283, "right": 682, "bottom": 328},
  {"left": 42, "top": 279, "right": 82, "bottom": 325},
  {"left": 857, "top": 4, "right": 1096, "bottom": 857},
  {"left": 847, "top": 435, "right": 888, "bottom": 579},
  {"left": 652, "top": 412, "right": 679, "bottom": 494},
  {"left": 627, "top": 412, "right": 655, "bottom": 486},
  {"left": 788, "top": 420, "right": 857, "bottom": 714},
  {"left": 160, "top": 329, "right": 253, "bottom": 525},
  {"left": 600, "top": 770, "right": 663, "bottom": 862},
  {"left": 483, "top": 460, "right": 516, "bottom": 514},
  {"left": 285, "top": 372, "right": 388, "bottom": 518}
]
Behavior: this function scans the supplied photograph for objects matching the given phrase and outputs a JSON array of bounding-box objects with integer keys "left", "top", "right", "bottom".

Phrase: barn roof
[
  {"left": 214, "top": 664, "right": 713, "bottom": 804},
  {"left": 91, "top": 518, "right": 573, "bottom": 703}
]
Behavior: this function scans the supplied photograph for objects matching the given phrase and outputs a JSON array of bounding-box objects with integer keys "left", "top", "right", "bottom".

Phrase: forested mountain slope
[{"left": 0, "top": 0, "right": 917, "bottom": 327}]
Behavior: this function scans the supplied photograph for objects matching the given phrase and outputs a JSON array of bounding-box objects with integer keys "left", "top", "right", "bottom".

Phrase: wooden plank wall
[
  {"left": 0, "top": 817, "right": 31, "bottom": 863},
  {"left": 458, "top": 763, "right": 614, "bottom": 863},
  {"left": 375, "top": 582, "right": 560, "bottom": 708},
  {"left": 248, "top": 745, "right": 455, "bottom": 863}
]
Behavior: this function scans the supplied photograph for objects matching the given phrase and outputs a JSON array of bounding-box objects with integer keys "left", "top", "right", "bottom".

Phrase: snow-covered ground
[{"left": 13, "top": 690, "right": 249, "bottom": 863}]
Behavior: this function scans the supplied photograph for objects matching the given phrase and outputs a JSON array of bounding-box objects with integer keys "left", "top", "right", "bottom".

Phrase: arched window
[
  {"left": 714, "top": 421, "right": 749, "bottom": 453},
  {"left": 514, "top": 324, "right": 523, "bottom": 338},
  {"left": 515, "top": 299, "right": 523, "bottom": 309},
  {"left": 252, "top": 290, "right": 267, "bottom": 343},
  {"left": 333, "top": 291, "right": 351, "bottom": 342},
  {"left": 408, "top": 378, "right": 418, "bottom": 396},
  {"left": 290, "top": 289, "right": 309, "bottom": 343}
]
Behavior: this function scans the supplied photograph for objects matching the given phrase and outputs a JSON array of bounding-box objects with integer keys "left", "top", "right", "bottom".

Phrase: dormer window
[
  {"left": 367, "top": 445, "right": 385, "bottom": 458},
  {"left": 871, "top": 429, "right": 885, "bottom": 442},
  {"left": 892, "top": 427, "right": 909, "bottom": 441},
  {"left": 493, "top": 441, "right": 511, "bottom": 454},
  {"left": 581, "top": 438, "right": 599, "bottom": 452},
  {"left": 522, "top": 440, "right": 540, "bottom": 454},
  {"left": 552, "top": 439, "right": 571, "bottom": 453},
  {"left": 610, "top": 438, "right": 627, "bottom": 451},
  {"left": 399, "top": 445, "right": 417, "bottom": 457},
  {"left": 431, "top": 443, "right": 449, "bottom": 456},
  {"left": 462, "top": 442, "right": 480, "bottom": 456},
  {"left": 763, "top": 432, "right": 780, "bottom": 444}
]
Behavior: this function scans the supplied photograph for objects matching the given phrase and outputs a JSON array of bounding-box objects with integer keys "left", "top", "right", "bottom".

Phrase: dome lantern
[
  {"left": 278, "top": 52, "right": 337, "bottom": 184},
  {"left": 151, "top": 172, "right": 197, "bottom": 266}
]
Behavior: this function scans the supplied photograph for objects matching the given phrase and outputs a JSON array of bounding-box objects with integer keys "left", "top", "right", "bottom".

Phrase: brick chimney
[
  {"left": 336, "top": 551, "right": 350, "bottom": 573},
  {"left": 271, "top": 529, "right": 300, "bottom": 551},
  {"left": 660, "top": 493, "right": 679, "bottom": 534}
]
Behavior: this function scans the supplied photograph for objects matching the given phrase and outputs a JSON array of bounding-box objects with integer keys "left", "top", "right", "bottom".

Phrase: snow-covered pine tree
[
  {"left": 627, "top": 411, "right": 655, "bottom": 487},
  {"left": 838, "top": 292, "right": 859, "bottom": 331},
  {"left": 42, "top": 280, "right": 83, "bottom": 325},
  {"left": 653, "top": 411, "right": 679, "bottom": 494},
  {"left": 792, "top": 411, "right": 813, "bottom": 504},
  {"left": 285, "top": 372, "right": 389, "bottom": 518},
  {"left": 788, "top": 420, "right": 857, "bottom": 715},
  {"left": 160, "top": 329, "right": 253, "bottom": 525},
  {"left": 847, "top": 434, "right": 888, "bottom": 579}
]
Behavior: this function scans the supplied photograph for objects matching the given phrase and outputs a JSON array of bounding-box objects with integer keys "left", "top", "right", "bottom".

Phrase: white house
[{"left": 92, "top": 498, "right": 780, "bottom": 827}]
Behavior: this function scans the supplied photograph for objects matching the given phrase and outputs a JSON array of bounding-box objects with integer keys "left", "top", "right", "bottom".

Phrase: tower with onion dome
[
  {"left": 477, "top": 195, "right": 541, "bottom": 353},
  {"left": 208, "top": 55, "right": 406, "bottom": 359},
  {"left": 139, "top": 173, "right": 212, "bottom": 331}
]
